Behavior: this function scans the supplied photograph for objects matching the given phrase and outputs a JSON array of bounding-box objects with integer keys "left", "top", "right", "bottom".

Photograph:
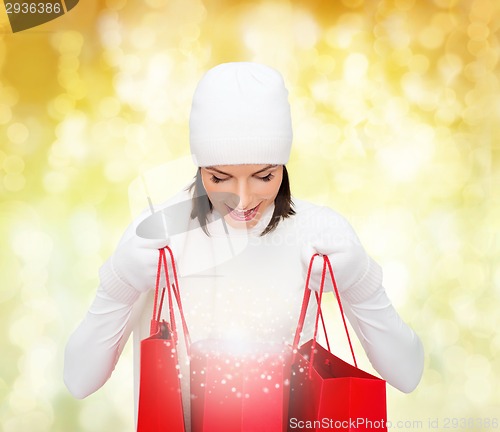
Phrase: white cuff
[
  {"left": 98, "top": 259, "right": 141, "bottom": 305},
  {"left": 341, "top": 257, "right": 383, "bottom": 304}
]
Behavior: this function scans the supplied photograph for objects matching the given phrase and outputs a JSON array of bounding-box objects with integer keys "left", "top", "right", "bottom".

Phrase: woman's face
[{"left": 200, "top": 164, "right": 283, "bottom": 229}]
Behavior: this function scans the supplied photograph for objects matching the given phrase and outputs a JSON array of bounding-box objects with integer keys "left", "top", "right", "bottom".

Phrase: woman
[{"left": 64, "top": 62, "right": 424, "bottom": 428}]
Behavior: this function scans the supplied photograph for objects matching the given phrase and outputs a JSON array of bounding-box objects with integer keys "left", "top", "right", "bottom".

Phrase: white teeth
[
  {"left": 225, "top": 204, "right": 260, "bottom": 222},
  {"left": 234, "top": 208, "right": 251, "bottom": 216}
]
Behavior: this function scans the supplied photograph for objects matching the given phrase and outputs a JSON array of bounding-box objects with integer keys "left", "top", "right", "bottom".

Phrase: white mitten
[
  {"left": 301, "top": 235, "right": 369, "bottom": 294},
  {"left": 300, "top": 211, "right": 382, "bottom": 304},
  {"left": 99, "top": 235, "right": 169, "bottom": 304}
]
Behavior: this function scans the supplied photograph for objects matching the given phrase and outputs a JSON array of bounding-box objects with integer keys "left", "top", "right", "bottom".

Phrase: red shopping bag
[
  {"left": 137, "top": 246, "right": 191, "bottom": 432},
  {"left": 288, "top": 254, "right": 387, "bottom": 432},
  {"left": 190, "top": 339, "right": 292, "bottom": 432}
]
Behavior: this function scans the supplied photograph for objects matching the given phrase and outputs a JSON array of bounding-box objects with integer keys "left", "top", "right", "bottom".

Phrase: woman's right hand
[{"left": 111, "top": 235, "right": 169, "bottom": 294}]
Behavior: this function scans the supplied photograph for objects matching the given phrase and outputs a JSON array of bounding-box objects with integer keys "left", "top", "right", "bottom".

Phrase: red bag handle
[
  {"left": 151, "top": 246, "right": 191, "bottom": 355},
  {"left": 292, "top": 254, "right": 357, "bottom": 371}
]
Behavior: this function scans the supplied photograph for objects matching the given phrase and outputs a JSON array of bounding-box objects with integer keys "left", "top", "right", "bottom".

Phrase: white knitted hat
[{"left": 189, "top": 62, "right": 293, "bottom": 167}]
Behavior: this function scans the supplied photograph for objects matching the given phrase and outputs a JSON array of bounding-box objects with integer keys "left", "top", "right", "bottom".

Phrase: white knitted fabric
[{"left": 189, "top": 62, "right": 293, "bottom": 167}]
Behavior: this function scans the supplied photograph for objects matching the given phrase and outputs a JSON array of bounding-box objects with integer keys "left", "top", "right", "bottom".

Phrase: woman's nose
[{"left": 235, "top": 181, "right": 253, "bottom": 209}]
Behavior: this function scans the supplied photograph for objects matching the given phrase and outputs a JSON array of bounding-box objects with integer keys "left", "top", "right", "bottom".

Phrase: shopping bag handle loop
[
  {"left": 151, "top": 246, "right": 191, "bottom": 355},
  {"left": 292, "top": 254, "right": 357, "bottom": 372}
]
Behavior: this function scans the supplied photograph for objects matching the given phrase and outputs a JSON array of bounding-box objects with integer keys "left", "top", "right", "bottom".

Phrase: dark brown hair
[{"left": 188, "top": 166, "right": 295, "bottom": 236}]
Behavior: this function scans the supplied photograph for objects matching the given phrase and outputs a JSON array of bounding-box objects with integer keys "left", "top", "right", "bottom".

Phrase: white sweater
[{"left": 64, "top": 189, "right": 424, "bottom": 428}]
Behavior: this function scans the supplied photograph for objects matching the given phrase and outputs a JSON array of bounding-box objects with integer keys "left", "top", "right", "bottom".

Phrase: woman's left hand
[{"left": 301, "top": 233, "right": 370, "bottom": 294}]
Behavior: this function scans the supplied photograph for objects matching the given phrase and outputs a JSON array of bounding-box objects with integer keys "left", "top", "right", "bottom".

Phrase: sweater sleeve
[
  {"left": 340, "top": 241, "right": 424, "bottom": 393},
  {"left": 63, "top": 285, "right": 139, "bottom": 399},
  {"left": 63, "top": 217, "right": 149, "bottom": 398},
  {"left": 334, "top": 220, "right": 424, "bottom": 392},
  {"left": 337, "top": 237, "right": 424, "bottom": 392},
  {"left": 63, "top": 190, "right": 192, "bottom": 399},
  {"left": 341, "top": 282, "right": 424, "bottom": 393}
]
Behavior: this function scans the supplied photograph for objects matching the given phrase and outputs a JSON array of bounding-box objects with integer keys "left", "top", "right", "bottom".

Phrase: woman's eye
[
  {"left": 259, "top": 173, "right": 274, "bottom": 182},
  {"left": 210, "top": 175, "right": 227, "bottom": 184}
]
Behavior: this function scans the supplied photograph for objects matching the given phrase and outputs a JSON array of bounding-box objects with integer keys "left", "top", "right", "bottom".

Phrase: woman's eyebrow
[
  {"left": 205, "top": 167, "right": 231, "bottom": 176},
  {"left": 204, "top": 164, "right": 277, "bottom": 176},
  {"left": 253, "top": 164, "right": 278, "bottom": 175}
]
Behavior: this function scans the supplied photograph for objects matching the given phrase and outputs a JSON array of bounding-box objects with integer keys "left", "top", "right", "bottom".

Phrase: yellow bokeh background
[{"left": 1, "top": 0, "right": 499, "bottom": 430}]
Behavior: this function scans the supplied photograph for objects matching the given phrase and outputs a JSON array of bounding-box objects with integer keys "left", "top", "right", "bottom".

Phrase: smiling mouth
[{"left": 225, "top": 203, "right": 261, "bottom": 222}]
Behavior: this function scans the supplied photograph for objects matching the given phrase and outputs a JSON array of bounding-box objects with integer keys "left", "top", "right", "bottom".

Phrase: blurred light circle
[
  {"left": 7, "top": 123, "right": 30, "bottom": 145},
  {"left": 43, "top": 171, "right": 69, "bottom": 194},
  {"left": 3, "top": 155, "right": 25, "bottom": 174},
  {"left": 468, "top": 22, "right": 490, "bottom": 41},
  {"left": 3, "top": 174, "right": 25, "bottom": 192},
  {"left": 0, "top": 104, "right": 12, "bottom": 124},
  {"left": 418, "top": 25, "right": 445, "bottom": 49}
]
